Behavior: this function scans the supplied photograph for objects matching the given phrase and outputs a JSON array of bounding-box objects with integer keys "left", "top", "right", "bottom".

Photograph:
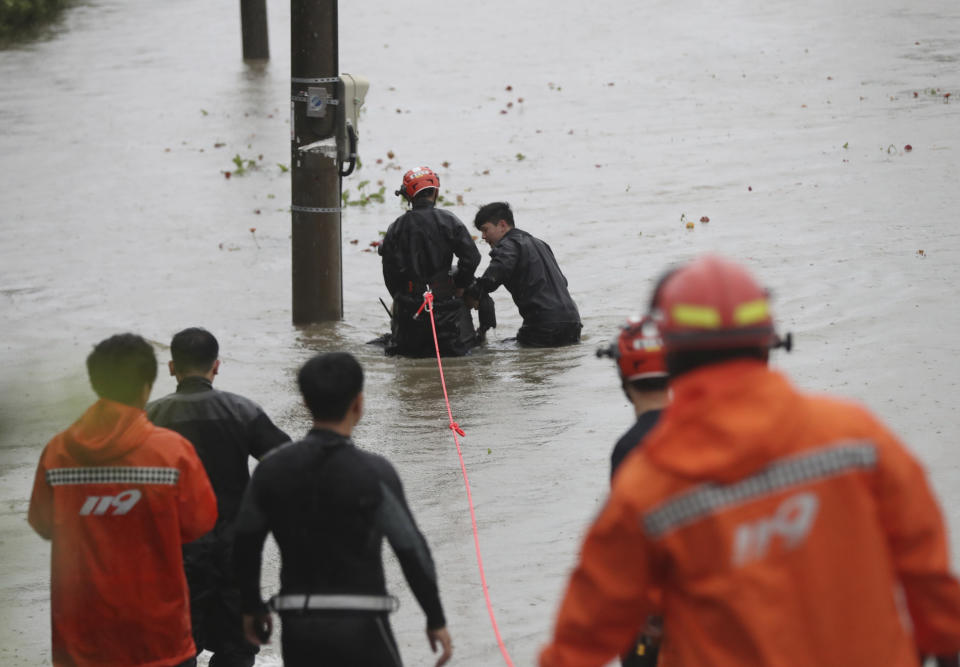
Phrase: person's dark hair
[
  {"left": 474, "top": 202, "right": 515, "bottom": 231},
  {"left": 413, "top": 188, "right": 436, "bottom": 204},
  {"left": 86, "top": 333, "right": 158, "bottom": 406},
  {"left": 298, "top": 352, "right": 364, "bottom": 422},
  {"left": 170, "top": 327, "right": 219, "bottom": 374},
  {"left": 666, "top": 347, "right": 768, "bottom": 379}
]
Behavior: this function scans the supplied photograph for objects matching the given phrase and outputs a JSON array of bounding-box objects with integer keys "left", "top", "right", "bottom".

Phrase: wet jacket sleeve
[
  {"left": 234, "top": 467, "right": 271, "bottom": 613},
  {"left": 476, "top": 234, "right": 520, "bottom": 294},
  {"left": 874, "top": 429, "right": 960, "bottom": 655},
  {"left": 379, "top": 225, "right": 405, "bottom": 296},
  {"left": 248, "top": 411, "right": 290, "bottom": 460},
  {"left": 540, "top": 489, "right": 655, "bottom": 666},
  {"left": 27, "top": 448, "right": 52, "bottom": 540},
  {"left": 446, "top": 218, "right": 481, "bottom": 289},
  {"left": 178, "top": 439, "right": 218, "bottom": 544},
  {"left": 376, "top": 470, "right": 446, "bottom": 629}
]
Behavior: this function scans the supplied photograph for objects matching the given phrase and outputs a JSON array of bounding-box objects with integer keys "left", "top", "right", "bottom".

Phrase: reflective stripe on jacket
[
  {"left": 28, "top": 399, "right": 217, "bottom": 667},
  {"left": 541, "top": 361, "right": 960, "bottom": 667}
]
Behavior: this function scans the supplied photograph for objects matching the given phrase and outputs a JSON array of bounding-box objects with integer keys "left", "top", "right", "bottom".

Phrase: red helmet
[
  {"left": 396, "top": 166, "right": 439, "bottom": 200},
  {"left": 652, "top": 255, "right": 778, "bottom": 352},
  {"left": 613, "top": 316, "right": 668, "bottom": 381}
]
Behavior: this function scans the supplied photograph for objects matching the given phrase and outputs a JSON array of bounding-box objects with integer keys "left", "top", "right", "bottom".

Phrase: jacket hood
[
  {"left": 64, "top": 398, "right": 153, "bottom": 465},
  {"left": 645, "top": 360, "right": 804, "bottom": 483}
]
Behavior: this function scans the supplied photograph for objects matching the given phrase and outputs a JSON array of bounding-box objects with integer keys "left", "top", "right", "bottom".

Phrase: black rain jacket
[
  {"left": 475, "top": 227, "right": 581, "bottom": 326},
  {"left": 233, "top": 429, "right": 446, "bottom": 630},
  {"left": 147, "top": 377, "right": 289, "bottom": 534},
  {"left": 147, "top": 378, "right": 290, "bottom": 589},
  {"left": 379, "top": 199, "right": 480, "bottom": 297}
]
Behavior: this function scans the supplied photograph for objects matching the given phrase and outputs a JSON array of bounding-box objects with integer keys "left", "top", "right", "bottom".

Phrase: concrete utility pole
[
  {"left": 240, "top": 0, "right": 269, "bottom": 62},
  {"left": 290, "top": 0, "right": 341, "bottom": 323}
]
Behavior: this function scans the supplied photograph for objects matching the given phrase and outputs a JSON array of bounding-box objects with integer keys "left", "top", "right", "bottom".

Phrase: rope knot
[
  {"left": 449, "top": 421, "right": 465, "bottom": 436},
  {"left": 413, "top": 288, "right": 434, "bottom": 319}
]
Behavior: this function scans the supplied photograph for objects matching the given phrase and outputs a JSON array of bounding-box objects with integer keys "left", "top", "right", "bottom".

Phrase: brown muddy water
[{"left": 2, "top": 0, "right": 959, "bottom": 664}]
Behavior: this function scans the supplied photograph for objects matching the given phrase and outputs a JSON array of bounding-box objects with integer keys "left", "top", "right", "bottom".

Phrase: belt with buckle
[{"left": 269, "top": 593, "right": 399, "bottom": 613}]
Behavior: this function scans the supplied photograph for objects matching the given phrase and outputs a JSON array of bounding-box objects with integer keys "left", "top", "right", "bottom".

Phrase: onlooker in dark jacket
[{"left": 147, "top": 327, "right": 289, "bottom": 667}]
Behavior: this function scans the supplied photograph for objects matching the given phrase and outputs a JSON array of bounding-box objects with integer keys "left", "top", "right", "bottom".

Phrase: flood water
[{"left": 2, "top": 0, "right": 959, "bottom": 664}]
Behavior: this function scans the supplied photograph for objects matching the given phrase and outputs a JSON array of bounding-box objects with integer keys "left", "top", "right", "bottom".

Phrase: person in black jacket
[
  {"left": 147, "top": 327, "right": 290, "bottom": 667},
  {"left": 378, "top": 166, "right": 493, "bottom": 357},
  {"left": 467, "top": 201, "right": 581, "bottom": 346},
  {"left": 234, "top": 352, "right": 453, "bottom": 667}
]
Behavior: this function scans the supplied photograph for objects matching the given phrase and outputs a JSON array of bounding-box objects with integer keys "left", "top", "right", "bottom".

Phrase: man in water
[
  {"left": 467, "top": 201, "right": 581, "bottom": 346},
  {"left": 378, "top": 166, "right": 492, "bottom": 356}
]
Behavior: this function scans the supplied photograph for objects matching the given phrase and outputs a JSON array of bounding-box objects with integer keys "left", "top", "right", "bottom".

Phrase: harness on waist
[
  {"left": 401, "top": 269, "right": 456, "bottom": 300},
  {"left": 269, "top": 593, "right": 399, "bottom": 613}
]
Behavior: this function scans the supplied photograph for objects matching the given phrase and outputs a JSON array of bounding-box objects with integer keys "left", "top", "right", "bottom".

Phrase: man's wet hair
[
  {"left": 474, "top": 202, "right": 515, "bottom": 230},
  {"left": 87, "top": 333, "right": 158, "bottom": 406},
  {"left": 298, "top": 352, "right": 364, "bottom": 422},
  {"left": 171, "top": 327, "right": 219, "bottom": 374}
]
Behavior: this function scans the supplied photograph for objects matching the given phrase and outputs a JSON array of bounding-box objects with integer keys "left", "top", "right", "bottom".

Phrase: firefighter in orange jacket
[
  {"left": 28, "top": 333, "right": 217, "bottom": 667},
  {"left": 541, "top": 255, "right": 960, "bottom": 667}
]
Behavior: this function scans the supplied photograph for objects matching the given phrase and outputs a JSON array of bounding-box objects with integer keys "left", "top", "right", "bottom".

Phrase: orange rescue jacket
[
  {"left": 541, "top": 360, "right": 960, "bottom": 667},
  {"left": 28, "top": 398, "right": 217, "bottom": 667}
]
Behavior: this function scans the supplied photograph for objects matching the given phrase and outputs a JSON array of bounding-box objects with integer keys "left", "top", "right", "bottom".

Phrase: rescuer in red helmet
[
  {"left": 598, "top": 316, "right": 670, "bottom": 478},
  {"left": 378, "top": 167, "right": 492, "bottom": 357},
  {"left": 598, "top": 315, "right": 670, "bottom": 667},
  {"left": 542, "top": 254, "right": 960, "bottom": 667}
]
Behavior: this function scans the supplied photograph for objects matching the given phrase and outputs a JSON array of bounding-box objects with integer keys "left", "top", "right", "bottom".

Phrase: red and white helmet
[
  {"left": 597, "top": 316, "right": 668, "bottom": 382},
  {"left": 396, "top": 166, "right": 439, "bottom": 200},
  {"left": 651, "top": 254, "right": 780, "bottom": 352},
  {"left": 616, "top": 316, "right": 668, "bottom": 381}
]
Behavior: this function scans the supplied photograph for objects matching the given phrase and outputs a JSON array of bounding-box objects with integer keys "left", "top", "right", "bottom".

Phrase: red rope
[{"left": 420, "top": 290, "right": 515, "bottom": 667}]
